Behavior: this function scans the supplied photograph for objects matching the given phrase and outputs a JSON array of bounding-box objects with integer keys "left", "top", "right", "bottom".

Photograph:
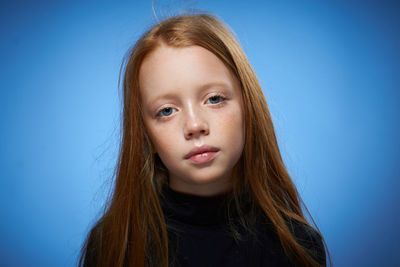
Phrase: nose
[{"left": 183, "top": 105, "right": 209, "bottom": 140}]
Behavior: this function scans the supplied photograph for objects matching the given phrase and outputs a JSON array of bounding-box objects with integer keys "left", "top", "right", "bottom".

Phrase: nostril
[{"left": 184, "top": 119, "right": 209, "bottom": 139}]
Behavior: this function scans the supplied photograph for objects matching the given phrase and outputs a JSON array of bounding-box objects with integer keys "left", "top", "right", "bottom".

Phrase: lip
[{"left": 184, "top": 145, "right": 220, "bottom": 164}]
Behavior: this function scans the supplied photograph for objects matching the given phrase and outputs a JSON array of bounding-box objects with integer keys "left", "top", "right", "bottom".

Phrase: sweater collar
[{"left": 160, "top": 185, "right": 243, "bottom": 226}]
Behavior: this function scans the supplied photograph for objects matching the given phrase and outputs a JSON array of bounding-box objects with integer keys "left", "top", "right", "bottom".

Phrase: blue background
[{"left": 1, "top": 0, "right": 399, "bottom": 266}]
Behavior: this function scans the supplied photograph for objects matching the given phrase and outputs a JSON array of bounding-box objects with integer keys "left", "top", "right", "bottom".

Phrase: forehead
[{"left": 138, "top": 45, "right": 239, "bottom": 103}]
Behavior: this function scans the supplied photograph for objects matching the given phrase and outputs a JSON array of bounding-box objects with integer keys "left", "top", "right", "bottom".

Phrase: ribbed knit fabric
[
  {"left": 160, "top": 185, "right": 326, "bottom": 267},
  {"left": 82, "top": 186, "right": 326, "bottom": 267}
]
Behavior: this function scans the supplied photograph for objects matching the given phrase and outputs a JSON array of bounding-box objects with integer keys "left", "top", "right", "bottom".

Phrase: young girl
[{"left": 80, "top": 13, "right": 328, "bottom": 267}]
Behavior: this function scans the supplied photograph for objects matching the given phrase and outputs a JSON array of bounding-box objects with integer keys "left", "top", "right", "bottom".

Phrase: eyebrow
[{"left": 146, "top": 81, "right": 231, "bottom": 107}]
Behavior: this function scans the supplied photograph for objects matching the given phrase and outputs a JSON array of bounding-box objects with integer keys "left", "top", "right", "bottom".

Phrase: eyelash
[
  {"left": 156, "top": 107, "right": 177, "bottom": 118},
  {"left": 155, "top": 94, "right": 227, "bottom": 119},
  {"left": 205, "top": 94, "right": 226, "bottom": 105}
]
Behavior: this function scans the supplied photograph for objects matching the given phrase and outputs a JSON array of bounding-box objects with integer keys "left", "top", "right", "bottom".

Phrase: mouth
[{"left": 184, "top": 145, "right": 220, "bottom": 164}]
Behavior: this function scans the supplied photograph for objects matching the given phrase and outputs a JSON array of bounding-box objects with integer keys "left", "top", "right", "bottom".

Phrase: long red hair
[{"left": 80, "top": 13, "right": 329, "bottom": 267}]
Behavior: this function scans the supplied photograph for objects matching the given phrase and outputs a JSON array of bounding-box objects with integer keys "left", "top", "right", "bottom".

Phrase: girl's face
[{"left": 139, "top": 45, "right": 245, "bottom": 196}]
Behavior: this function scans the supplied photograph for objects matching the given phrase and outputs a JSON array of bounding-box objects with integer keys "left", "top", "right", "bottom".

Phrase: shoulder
[
  {"left": 80, "top": 222, "right": 102, "bottom": 267},
  {"left": 254, "top": 213, "right": 326, "bottom": 266},
  {"left": 288, "top": 219, "right": 326, "bottom": 266}
]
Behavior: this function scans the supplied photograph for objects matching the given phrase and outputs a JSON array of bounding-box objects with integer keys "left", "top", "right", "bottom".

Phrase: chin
[{"left": 186, "top": 169, "right": 230, "bottom": 185}]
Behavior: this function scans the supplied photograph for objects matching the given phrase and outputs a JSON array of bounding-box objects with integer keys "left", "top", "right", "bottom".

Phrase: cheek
[
  {"left": 146, "top": 122, "right": 180, "bottom": 159},
  {"left": 215, "top": 104, "right": 245, "bottom": 152}
]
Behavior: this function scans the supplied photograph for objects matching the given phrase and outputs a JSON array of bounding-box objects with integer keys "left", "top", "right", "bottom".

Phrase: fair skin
[{"left": 139, "top": 44, "right": 245, "bottom": 196}]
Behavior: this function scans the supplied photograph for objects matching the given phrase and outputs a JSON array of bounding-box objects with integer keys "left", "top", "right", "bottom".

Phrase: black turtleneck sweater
[
  {"left": 82, "top": 187, "right": 326, "bottom": 267},
  {"left": 160, "top": 186, "right": 326, "bottom": 267}
]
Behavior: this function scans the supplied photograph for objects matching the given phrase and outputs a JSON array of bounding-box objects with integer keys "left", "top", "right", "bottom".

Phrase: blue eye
[
  {"left": 206, "top": 95, "right": 225, "bottom": 105},
  {"left": 157, "top": 107, "right": 176, "bottom": 117}
]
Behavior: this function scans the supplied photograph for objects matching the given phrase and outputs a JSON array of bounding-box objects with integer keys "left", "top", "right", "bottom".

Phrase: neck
[{"left": 168, "top": 177, "right": 233, "bottom": 197}]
